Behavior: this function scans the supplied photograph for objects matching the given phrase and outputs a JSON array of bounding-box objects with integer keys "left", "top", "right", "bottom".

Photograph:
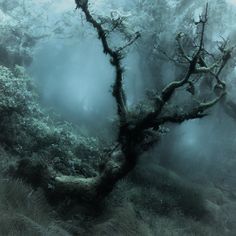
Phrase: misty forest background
[{"left": 0, "top": 0, "right": 236, "bottom": 235}]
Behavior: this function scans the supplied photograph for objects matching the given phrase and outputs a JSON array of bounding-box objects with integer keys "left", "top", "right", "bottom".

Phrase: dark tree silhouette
[{"left": 16, "top": 1, "right": 234, "bottom": 202}]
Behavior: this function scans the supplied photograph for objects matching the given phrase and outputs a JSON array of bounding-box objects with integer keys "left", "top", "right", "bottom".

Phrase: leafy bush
[{"left": 0, "top": 65, "right": 101, "bottom": 177}]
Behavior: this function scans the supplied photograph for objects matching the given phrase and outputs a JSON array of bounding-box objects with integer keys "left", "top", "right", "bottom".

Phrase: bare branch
[
  {"left": 176, "top": 33, "right": 191, "bottom": 62},
  {"left": 194, "top": 3, "right": 208, "bottom": 58},
  {"left": 155, "top": 44, "right": 188, "bottom": 67},
  {"left": 157, "top": 4, "right": 210, "bottom": 105},
  {"left": 75, "top": 0, "right": 127, "bottom": 123},
  {"left": 137, "top": 91, "right": 226, "bottom": 132},
  {"left": 156, "top": 92, "right": 226, "bottom": 126},
  {"left": 131, "top": 3, "right": 230, "bottom": 134},
  {"left": 117, "top": 31, "right": 141, "bottom": 52},
  {"left": 195, "top": 61, "right": 219, "bottom": 73}
]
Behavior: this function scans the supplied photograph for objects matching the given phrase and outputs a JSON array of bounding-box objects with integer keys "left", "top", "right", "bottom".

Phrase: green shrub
[{"left": 0, "top": 65, "right": 101, "bottom": 177}]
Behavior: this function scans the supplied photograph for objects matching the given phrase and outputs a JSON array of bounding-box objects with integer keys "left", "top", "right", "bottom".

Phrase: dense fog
[{"left": 0, "top": 0, "right": 236, "bottom": 235}]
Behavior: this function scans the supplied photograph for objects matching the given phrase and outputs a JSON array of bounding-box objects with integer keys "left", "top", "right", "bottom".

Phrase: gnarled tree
[{"left": 16, "top": 1, "right": 234, "bottom": 202}]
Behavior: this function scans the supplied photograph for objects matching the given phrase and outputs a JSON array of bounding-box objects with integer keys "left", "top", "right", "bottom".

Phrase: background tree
[{"left": 0, "top": 0, "right": 87, "bottom": 69}]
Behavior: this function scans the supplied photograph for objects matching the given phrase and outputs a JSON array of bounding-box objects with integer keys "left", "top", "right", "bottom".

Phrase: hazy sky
[{"left": 227, "top": 0, "right": 236, "bottom": 5}]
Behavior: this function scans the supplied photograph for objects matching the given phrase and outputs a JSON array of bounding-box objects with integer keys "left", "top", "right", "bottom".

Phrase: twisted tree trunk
[{"left": 14, "top": 2, "right": 232, "bottom": 203}]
